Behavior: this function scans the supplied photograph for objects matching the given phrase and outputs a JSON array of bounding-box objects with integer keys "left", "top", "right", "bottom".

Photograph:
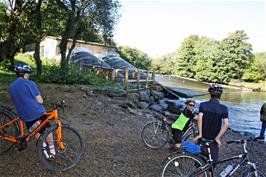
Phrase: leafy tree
[
  {"left": 218, "top": 30, "right": 254, "bottom": 83},
  {"left": 118, "top": 46, "right": 151, "bottom": 70},
  {"left": 193, "top": 37, "right": 219, "bottom": 81},
  {"left": 151, "top": 52, "right": 177, "bottom": 74},
  {"left": 0, "top": 2, "right": 7, "bottom": 42},
  {"left": 175, "top": 35, "right": 199, "bottom": 77},
  {"left": 56, "top": 0, "right": 120, "bottom": 79},
  {"left": 242, "top": 52, "right": 266, "bottom": 82}
]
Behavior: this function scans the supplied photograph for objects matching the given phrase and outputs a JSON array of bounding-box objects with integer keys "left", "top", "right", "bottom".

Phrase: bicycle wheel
[
  {"left": 0, "top": 111, "right": 19, "bottom": 154},
  {"left": 242, "top": 168, "right": 266, "bottom": 177},
  {"left": 141, "top": 120, "right": 169, "bottom": 149},
  {"left": 38, "top": 125, "right": 84, "bottom": 171},
  {"left": 161, "top": 152, "right": 209, "bottom": 177}
]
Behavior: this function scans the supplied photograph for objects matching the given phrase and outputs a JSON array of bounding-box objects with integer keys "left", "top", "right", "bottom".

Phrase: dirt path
[{"left": 0, "top": 83, "right": 265, "bottom": 177}]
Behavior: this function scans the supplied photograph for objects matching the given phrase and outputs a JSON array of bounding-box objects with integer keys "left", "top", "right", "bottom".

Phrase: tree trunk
[
  {"left": 33, "top": 0, "right": 43, "bottom": 78},
  {"left": 34, "top": 37, "right": 42, "bottom": 77}
]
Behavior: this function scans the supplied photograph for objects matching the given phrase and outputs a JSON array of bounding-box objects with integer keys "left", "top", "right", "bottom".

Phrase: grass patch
[
  {"left": 0, "top": 53, "right": 116, "bottom": 88},
  {"left": 229, "top": 80, "right": 266, "bottom": 91}
]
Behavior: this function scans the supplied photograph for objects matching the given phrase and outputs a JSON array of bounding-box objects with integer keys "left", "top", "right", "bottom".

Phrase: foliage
[
  {"left": 0, "top": 2, "right": 7, "bottom": 42},
  {"left": 118, "top": 46, "right": 151, "bottom": 70},
  {"left": 151, "top": 52, "right": 177, "bottom": 74},
  {"left": 0, "top": 53, "right": 115, "bottom": 87},
  {"left": 242, "top": 52, "right": 266, "bottom": 82},
  {"left": 218, "top": 30, "right": 254, "bottom": 82},
  {"left": 175, "top": 35, "right": 199, "bottom": 77},
  {"left": 155, "top": 30, "right": 258, "bottom": 84}
]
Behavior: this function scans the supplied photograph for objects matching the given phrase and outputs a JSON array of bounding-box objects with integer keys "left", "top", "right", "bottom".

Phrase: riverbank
[
  {"left": 159, "top": 74, "right": 266, "bottom": 92},
  {"left": 0, "top": 83, "right": 265, "bottom": 176}
]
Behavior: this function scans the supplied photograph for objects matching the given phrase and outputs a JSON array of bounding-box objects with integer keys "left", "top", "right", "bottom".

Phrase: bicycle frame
[
  {"left": 191, "top": 152, "right": 248, "bottom": 177},
  {"left": 0, "top": 109, "right": 65, "bottom": 149}
]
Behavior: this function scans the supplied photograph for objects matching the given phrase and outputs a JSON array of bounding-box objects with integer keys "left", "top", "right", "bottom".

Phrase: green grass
[
  {"left": 229, "top": 80, "right": 266, "bottom": 91},
  {"left": 0, "top": 53, "right": 116, "bottom": 88}
]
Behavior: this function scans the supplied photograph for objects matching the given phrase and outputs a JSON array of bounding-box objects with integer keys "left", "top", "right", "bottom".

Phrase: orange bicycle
[{"left": 0, "top": 100, "right": 84, "bottom": 171}]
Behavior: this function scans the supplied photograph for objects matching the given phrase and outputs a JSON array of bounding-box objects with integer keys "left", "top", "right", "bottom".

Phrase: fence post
[
  {"left": 152, "top": 71, "right": 155, "bottom": 89},
  {"left": 146, "top": 70, "right": 149, "bottom": 88},
  {"left": 112, "top": 69, "right": 116, "bottom": 80},
  {"left": 124, "top": 67, "right": 129, "bottom": 96},
  {"left": 137, "top": 68, "right": 140, "bottom": 90}
]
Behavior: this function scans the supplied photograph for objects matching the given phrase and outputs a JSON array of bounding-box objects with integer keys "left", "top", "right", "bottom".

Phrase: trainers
[{"left": 255, "top": 136, "right": 265, "bottom": 141}]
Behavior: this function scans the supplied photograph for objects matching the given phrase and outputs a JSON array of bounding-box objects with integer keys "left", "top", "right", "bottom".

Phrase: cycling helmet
[
  {"left": 14, "top": 63, "right": 32, "bottom": 76},
  {"left": 208, "top": 83, "right": 223, "bottom": 96},
  {"left": 185, "top": 98, "right": 195, "bottom": 105}
]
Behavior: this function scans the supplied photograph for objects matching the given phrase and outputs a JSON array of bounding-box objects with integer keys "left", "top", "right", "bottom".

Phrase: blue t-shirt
[{"left": 9, "top": 78, "right": 46, "bottom": 122}]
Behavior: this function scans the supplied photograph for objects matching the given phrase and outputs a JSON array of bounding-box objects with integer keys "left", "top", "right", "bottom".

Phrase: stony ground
[{"left": 0, "top": 83, "right": 265, "bottom": 177}]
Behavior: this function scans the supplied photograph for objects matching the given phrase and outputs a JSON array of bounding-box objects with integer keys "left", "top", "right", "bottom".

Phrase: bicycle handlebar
[
  {"left": 226, "top": 138, "right": 257, "bottom": 145},
  {"left": 52, "top": 100, "right": 66, "bottom": 111}
]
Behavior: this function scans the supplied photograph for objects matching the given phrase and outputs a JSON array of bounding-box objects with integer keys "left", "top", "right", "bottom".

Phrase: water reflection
[{"left": 156, "top": 75, "right": 266, "bottom": 136}]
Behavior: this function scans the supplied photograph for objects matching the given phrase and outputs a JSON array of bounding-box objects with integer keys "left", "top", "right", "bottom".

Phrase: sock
[
  {"left": 42, "top": 142, "right": 47, "bottom": 149},
  {"left": 49, "top": 145, "right": 56, "bottom": 155}
]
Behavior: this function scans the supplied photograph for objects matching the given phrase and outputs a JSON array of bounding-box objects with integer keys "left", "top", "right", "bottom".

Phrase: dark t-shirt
[
  {"left": 182, "top": 107, "right": 195, "bottom": 131},
  {"left": 199, "top": 99, "right": 228, "bottom": 140}
]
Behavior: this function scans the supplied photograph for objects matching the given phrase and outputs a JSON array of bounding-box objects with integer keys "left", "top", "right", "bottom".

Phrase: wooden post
[
  {"left": 152, "top": 71, "right": 155, "bottom": 89},
  {"left": 124, "top": 67, "right": 129, "bottom": 96},
  {"left": 137, "top": 68, "right": 140, "bottom": 90},
  {"left": 112, "top": 69, "right": 116, "bottom": 80},
  {"left": 146, "top": 70, "right": 149, "bottom": 88}
]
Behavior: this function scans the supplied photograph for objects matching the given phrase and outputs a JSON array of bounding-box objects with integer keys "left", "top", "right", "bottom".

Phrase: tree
[
  {"left": 218, "top": 30, "right": 254, "bottom": 83},
  {"left": 56, "top": 0, "right": 120, "bottom": 79},
  {"left": 118, "top": 46, "right": 151, "bottom": 70},
  {"left": 151, "top": 52, "right": 177, "bottom": 74},
  {"left": 242, "top": 52, "right": 266, "bottom": 82},
  {"left": 175, "top": 35, "right": 199, "bottom": 78}
]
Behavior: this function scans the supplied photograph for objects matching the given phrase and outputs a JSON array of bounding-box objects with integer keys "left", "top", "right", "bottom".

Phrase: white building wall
[{"left": 40, "top": 37, "right": 59, "bottom": 60}]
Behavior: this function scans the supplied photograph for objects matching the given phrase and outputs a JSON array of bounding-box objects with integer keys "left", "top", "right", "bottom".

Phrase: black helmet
[
  {"left": 14, "top": 63, "right": 32, "bottom": 75},
  {"left": 185, "top": 98, "right": 195, "bottom": 105},
  {"left": 208, "top": 83, "right": 223, "bottom": 96}
]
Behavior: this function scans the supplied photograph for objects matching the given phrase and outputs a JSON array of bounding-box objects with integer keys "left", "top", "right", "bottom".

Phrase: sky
[{"left": 113, "top": 0, "right": 266, "bottom": 58}]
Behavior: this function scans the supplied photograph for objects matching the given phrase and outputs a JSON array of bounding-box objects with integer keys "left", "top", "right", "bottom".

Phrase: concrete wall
[{"left": 24, "top": 36, "right": 117, "bottom": 60}]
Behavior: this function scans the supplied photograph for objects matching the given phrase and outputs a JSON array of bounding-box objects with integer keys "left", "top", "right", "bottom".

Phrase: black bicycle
[
  {"left": 141, "top": 114, "right": 198, "bottom": 149},
  {"left": 161, "top": 138, "right": 265, "bottom": 177}
]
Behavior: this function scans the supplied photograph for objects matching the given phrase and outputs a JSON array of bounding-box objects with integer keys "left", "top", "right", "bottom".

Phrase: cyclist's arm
[
  {"left": 197, "top": 112, "right": 203, "bottom": 137},
  {"left": 193, "top": 112, "right": 203, "bottom": 142},
  {"left": 35, "top": 95, "right": 43, "bottom": 104},
  {"left": 215, "top": 118, "right": 229, "bottom": 146}
]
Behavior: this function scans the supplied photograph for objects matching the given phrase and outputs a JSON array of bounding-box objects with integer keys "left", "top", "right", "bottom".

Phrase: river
[{"left": 156, "top": 75, "right": 266, "bottom": 137}]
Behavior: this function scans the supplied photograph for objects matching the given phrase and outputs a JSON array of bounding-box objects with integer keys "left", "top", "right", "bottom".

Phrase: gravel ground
[{"left": 0, "top": 83, "right": 265, "bottom": 177}]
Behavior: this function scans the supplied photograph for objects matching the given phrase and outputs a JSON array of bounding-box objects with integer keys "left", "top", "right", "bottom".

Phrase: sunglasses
[{"left": 188, "top": 104, "right": 195, "bottom": 107}]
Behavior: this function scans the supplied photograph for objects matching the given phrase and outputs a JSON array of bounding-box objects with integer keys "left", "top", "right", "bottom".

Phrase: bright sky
[{"left": 114, "top": 0, "right": 266, "bottom": 58}]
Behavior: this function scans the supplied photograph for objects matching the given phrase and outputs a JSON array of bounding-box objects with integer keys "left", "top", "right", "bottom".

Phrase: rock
[
  {"left": 127, "top": 92, "right": 140, "bottom": 104},
  {"left": 164, "top": 111, "right": 179, "bottom": 121},
  {"left": 151, "top": 90, "right": 164, "bottom": 102},
  {"left": 128, "top": 108, "right": 143, "bottom": 116},
  {"left": 149, "top": 103, "right": 165, "bottom": 113},
  {"left": 137, "top": 102, "right": 149, "bottom": 109},
  {"left": 139, "top": 90, "right": 150, "bottom": 102},
  {"left": 159, "top": 99, "right": 169, "bottom": 110}
]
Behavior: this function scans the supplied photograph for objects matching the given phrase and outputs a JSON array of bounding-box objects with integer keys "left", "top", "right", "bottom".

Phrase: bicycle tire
[
  {"left": 0, "top": 111, "right": 19, "bottom": 154},
  {"left": 38, "top": 125, "right": 84, "bottom": 171},
  {"left": 141, "top": 120, "right": 169, "bottom": 149},
  {"left": 242, "top": 168, "right": 266, "bottom": 177},
  {"left": 161, "top": 152, "right": 209, "bottom": 177}
]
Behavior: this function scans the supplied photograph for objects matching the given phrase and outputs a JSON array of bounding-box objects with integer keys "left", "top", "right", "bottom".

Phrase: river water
[{"left": 156, "top": 75, "right": 266, "bottom": 137}]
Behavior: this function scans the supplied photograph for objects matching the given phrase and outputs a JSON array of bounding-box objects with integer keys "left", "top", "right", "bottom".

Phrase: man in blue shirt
[
  {"left": 193, "top": 83, "right": 229, "bottom": 170},
  {"left": 10, "top": 63, "right": 55, "bottom": 158}
]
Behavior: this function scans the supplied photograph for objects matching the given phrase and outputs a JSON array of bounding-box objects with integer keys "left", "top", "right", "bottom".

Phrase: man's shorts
[{"left": 25, "top": 114, "right": 51, "bottom": 134}]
